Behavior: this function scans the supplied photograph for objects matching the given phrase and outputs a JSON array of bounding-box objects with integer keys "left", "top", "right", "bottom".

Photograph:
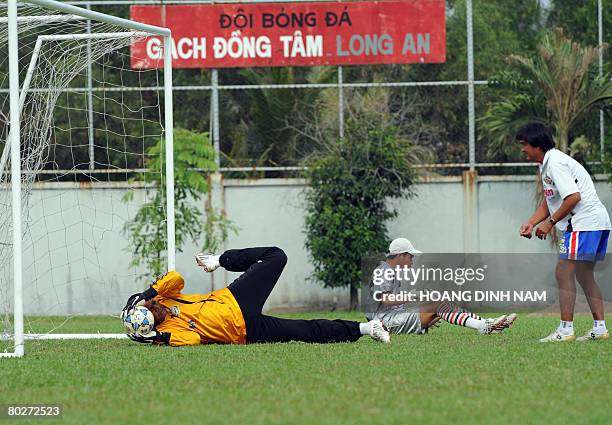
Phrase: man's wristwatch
[{"left": 548, "top": 216, "right": 557, "bottom": 225}]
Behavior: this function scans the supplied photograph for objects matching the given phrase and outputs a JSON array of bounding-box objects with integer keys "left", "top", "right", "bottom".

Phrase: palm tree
[
  {"left": 481, "top": 28, "right": 611, "bottom": 156},
  {"left": 222, "top": 66, "right": 336, "bottom": 171}
]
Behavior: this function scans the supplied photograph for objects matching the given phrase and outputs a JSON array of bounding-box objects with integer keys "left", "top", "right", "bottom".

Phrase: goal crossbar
[{"left": 26, "top": 0, "right": 170, "bottom": 37}]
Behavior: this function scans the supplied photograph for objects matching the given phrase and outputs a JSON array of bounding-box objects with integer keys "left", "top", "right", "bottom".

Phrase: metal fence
[{"left": 3, "top": 0, "right": 609, "bottom": 174}]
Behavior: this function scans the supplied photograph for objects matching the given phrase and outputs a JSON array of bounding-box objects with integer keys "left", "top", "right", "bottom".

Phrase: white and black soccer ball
[{"left": 123, "top": 306, "right": 154, "bottom": 335}]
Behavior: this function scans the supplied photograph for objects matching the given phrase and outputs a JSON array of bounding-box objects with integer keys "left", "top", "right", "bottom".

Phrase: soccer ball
[{"left": 123, "top": 306, "right": 154, "bottom": 335}]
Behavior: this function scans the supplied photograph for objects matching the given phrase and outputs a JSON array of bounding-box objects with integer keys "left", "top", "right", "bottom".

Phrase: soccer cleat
[
  {"left": 368, "top": 319, "right": 391, "bottom": 343},
  {"left": 539, "top": 329, "right": 576, "bottom": 343},
  {"left": 576, "top": 329, "right": 609, "bottom": 342},
  {"left": 479, "top": 315, "right": 507, "bottom": 335},
  {"left": 503, "top": 313, "right": 518, "bottom": 329},
  {"left": 195, "top": 253, "right": 220, "bottom": 272}
]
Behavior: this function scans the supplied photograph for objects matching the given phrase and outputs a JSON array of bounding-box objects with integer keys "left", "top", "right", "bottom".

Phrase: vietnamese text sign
[{"left": 130, "top": 1, "right": 445, "bottom": 69}]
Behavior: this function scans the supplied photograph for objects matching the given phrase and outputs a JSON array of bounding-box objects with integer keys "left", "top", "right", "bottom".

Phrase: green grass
[{"left": 1, "top": 313, "right": 610, "bottom": 425}]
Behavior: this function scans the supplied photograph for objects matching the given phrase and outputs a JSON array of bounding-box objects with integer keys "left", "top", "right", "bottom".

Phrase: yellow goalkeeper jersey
[{"left": 151, "top": 271, "right": 246, "bottom": 346}]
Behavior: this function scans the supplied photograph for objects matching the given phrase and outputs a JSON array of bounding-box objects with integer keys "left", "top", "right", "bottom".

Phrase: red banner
[{"left": 130, "top": 1, "right": 445, "bottom": 69}]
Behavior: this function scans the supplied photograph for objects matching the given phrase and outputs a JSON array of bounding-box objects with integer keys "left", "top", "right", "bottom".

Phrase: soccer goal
[{"left": 0, "top": 0, "right": 175, "bottom": 357}]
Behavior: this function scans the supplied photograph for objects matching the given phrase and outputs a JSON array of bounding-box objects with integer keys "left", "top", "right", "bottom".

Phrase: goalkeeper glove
[
  {"left": 121, "top": 286, "right": 158, "bottom": 317},
  {"left": 127, "top": 330, "right": 170, "bottom": 345}
]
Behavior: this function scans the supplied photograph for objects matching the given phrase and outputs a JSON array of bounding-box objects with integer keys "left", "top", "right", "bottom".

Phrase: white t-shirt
[{"left": 539, "top": 149, "right": 610, "bottom": 231}]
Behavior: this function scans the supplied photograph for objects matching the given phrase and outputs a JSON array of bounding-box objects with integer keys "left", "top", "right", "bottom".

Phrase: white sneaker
[
  {"left": 479, "top": 315, "right": 507, "bottom": 334},
  {"left": 503, "top": 313, "right": 518, "bottom": 329},
  {"left": 195, "top": 253, "right": 220, "bottom": 272},
  {"left": 539, "top": 329, "right": 576, "bottom": 342},
  {"left": 576, "top": 329, "right": 609, "bottom": 341},
  {"left": 368, "top": 319, "right": 390, "bottom": 343}
]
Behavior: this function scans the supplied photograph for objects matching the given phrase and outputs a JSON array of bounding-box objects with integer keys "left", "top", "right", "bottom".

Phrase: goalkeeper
[{"left": 121, "top": 247, "right": 390, "bottom": 346}]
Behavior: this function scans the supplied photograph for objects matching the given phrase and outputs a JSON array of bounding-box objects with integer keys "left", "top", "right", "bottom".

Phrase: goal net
[{"left": 0, "top": 0, "right": 174, "bottom": 357}]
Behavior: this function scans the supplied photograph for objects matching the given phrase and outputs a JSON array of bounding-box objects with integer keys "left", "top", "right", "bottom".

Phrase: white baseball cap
[{"left": 387, "top": 238, "right": 422, "bottom": 256}]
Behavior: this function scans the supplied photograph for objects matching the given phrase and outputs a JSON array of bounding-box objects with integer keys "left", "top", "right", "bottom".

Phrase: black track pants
[{"left": 223, "top": 247, "right": 362, "bottom": 344}]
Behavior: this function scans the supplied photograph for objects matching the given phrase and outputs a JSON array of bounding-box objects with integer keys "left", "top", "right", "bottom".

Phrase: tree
[
  {"left": 481, "top": 28, "right": 612, "bottom": 158},
  {"left": 304, "top": 89, "right": 429, "bottom": 309},
  {"left": 393, "top": 0, "right": 543, "bottom": 166},
  {"left": 122, "top": 128, "right": 235, "bottom": 279},
  {"left": 546, "top": 0, "right": 612, "bottom": 157},
  {"left": 219, "top": 66, "right": 336, "bottom": 173},
  {"left": 546, "top": 0, "right": 611, "bottom": 50}
]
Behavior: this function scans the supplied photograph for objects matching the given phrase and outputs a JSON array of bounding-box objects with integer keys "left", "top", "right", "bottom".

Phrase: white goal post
[{"left": 1, "top": 0, "right": 176, "bottom": 357}]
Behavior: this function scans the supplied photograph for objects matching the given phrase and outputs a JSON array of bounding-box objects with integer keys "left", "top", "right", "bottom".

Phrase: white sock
[
  {"left": 211, "top": 254, "right": 221, "bottom": 266},
  {"left": 359, "top": 322, "right": 372, "bottom": 335},
  {"left": 593, "top": 320, "right": 607, "bottom": 332},
  {"left": 558, "top": 320, "right": 574, "bottom": 335},
  {"left": 465, "top": 317, "right": 486, "bottom": 331},
  {"left": 436, "top": 304, "right": 485, "bottom": 330}
]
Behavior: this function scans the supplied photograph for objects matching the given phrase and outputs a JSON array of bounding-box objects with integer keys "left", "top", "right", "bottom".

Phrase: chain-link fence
[{"left": 2, "top": 0, "right": 610, "bottom": 176}]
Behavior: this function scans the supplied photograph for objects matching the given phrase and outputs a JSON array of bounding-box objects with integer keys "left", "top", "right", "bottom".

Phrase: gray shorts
[{"left": 379, "top": 308, "right": 424, "bottom": 335}]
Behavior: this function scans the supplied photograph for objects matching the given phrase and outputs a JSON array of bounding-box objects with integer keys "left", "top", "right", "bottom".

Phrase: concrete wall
[{"left": 4, "top": 174, "right": 612, "bottom": 315}]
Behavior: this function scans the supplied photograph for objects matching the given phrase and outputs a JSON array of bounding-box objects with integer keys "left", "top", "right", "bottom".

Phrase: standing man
[{"left": 517, "top": 122, "right": 610, "bottom": 342}]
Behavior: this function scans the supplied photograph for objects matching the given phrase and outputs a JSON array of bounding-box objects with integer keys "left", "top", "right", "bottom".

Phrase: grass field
[{"left": 1, "top": 313, "right": 610, "bottom": 425}]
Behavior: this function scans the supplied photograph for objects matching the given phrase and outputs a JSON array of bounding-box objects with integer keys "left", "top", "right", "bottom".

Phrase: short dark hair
[{"left": 515, "top": 122, "right": 555, "bottom": 151}]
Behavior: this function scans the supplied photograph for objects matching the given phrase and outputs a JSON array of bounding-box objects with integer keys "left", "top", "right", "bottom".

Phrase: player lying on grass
[
  {"left": 368, "top": 238, "right": 517, "bottom": 335},
  {"left": 121, "top": 246, "right": 390, "bottom": 346}
]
